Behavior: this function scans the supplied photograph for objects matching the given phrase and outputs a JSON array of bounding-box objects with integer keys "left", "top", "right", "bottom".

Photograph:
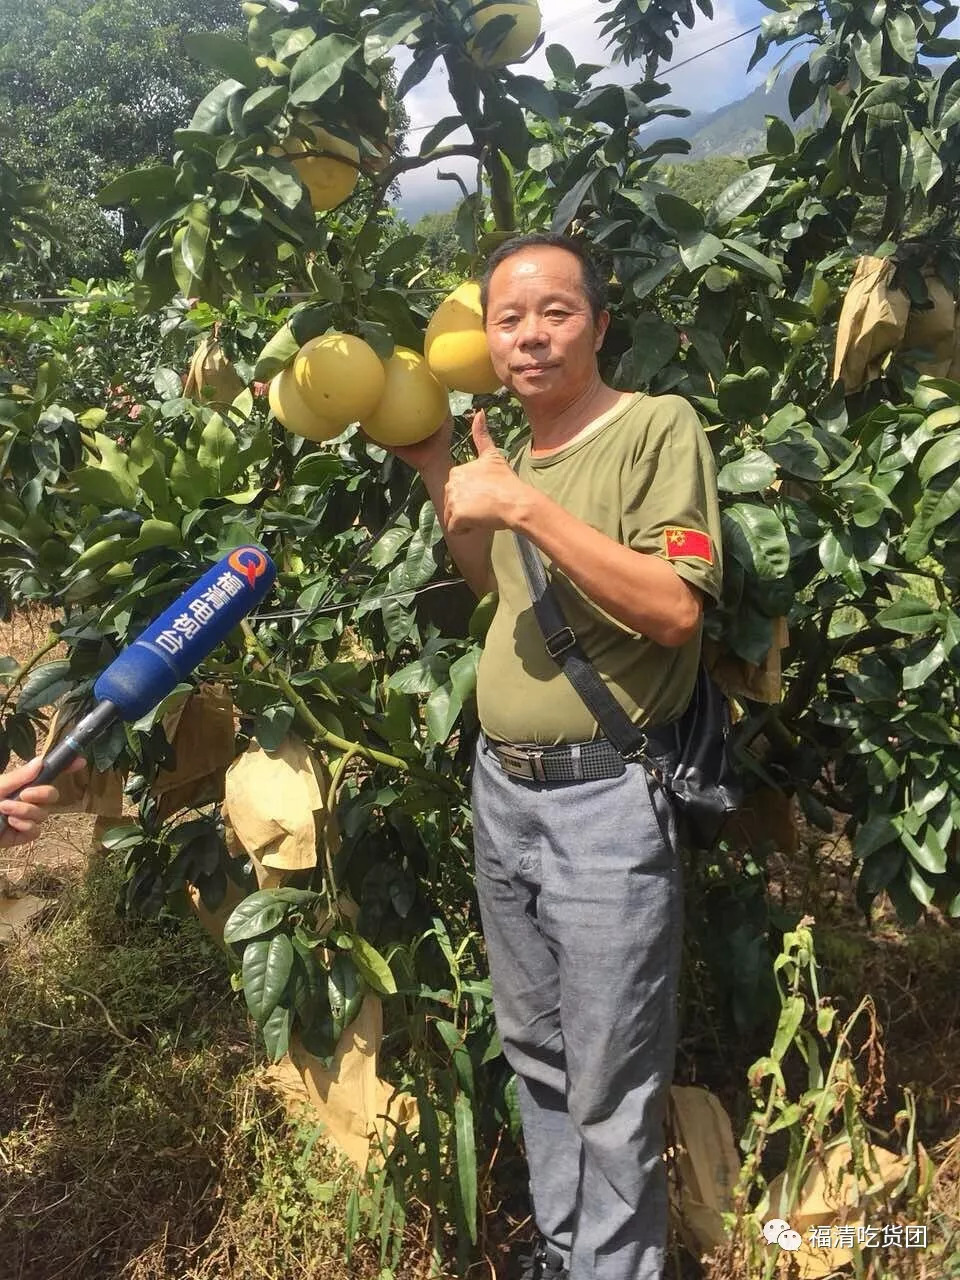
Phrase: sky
[{"left": 393, "top": 0, "right": 773, "bottom": 220}]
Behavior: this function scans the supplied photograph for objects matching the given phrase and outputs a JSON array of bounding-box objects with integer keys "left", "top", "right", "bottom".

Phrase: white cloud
[{"left": 394, "top": 0, "right": 762, "bottom": 219}]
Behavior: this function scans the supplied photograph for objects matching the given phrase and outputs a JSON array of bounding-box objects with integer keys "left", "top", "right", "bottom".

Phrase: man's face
[{"left": 484, "top": 245, "right": 609, "bottom": 406}]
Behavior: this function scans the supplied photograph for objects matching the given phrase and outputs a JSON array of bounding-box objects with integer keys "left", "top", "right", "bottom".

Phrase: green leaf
[
  {"left": 418, "top": 115, "right": 463, "bottom": 157},
  {"left": 243, "top": 933, "right": 295, "bottom": 1023},
  {"left": 223, "top": 891, "right": 286, "bottom": 943},
  {"left": 16, "top": 660, "right": 74, "bottom": 712},
  {"left": 771, "top": 995, "right": 805, "bottom": 1063},
  {"left": 449, "top": 649, "right": 480, "bottom": 704},
  {"left": 707, "top": 164, "right": 775, "bottom": 228},
  {"left": 902, "top": 821, "right": 947, "bottom": 874},
  {"left": 328, "top": 952, "right": 365, "bottom": 1041},
  {"left": 425, "top": 683, "right": 463, "bottom": 745},
  {"left": 363, "top": 11, "right": 422, "bottom": 61},
  {"left": 254, "top": 322, "right": 299, "bottom": 380},
  {"left": 197, "top": 414, "right": 240, "bottom": 494},
  {"left": 717, "top": 449, "right": 777, "bottom": 493},
  {"left": 905, "top": 712, "right": 954, "bottom": 744},
  {"left": 766, "top": 116, "right": 795, "bottom": 157},
  {"left": 189, "top": 79, "right": 245, "bottom": 133},
  {"left": 903, "top": 640, "right": 946, "bottom": 689},
  {"left": 718, "top": 367, "right": 773, "bottom": 419},
  {"left": 854, "top": 28, "right": 883, "bottom": 79},
  {"left": 184, "top": 33, "right": 261, "bottom": 88},
  {"left": 875, "top": 595, "right": 940, "bottom": 634},
  {"left": 66, "top": 467, "right": 132, "bottom": 511},
  {"left": 98, "top": 165, "right": 177, "bottom": 207},
  {"left": 551, "top": 169, "right": 601, "bottom": 234},
  {"left": 719, "top": 239, "right": 783, "bottom": 286},
  {"left": 350, "top": 934, "right": 397, "bottom": 996},
  {"left": 855, "top": 815, "right": 897, "bottom": 859},
  {"left": 454, "top": 1091, "right": 478, "bottom": 1244},
  {"left": 723, "top": 504, "right": 790, "bottom": 579},
  {"left": 261, "top": 1003, "right": 293, "bottom": 1062},
  {"left": 169, "top": 447, "right": 212, "bottom": 507},
  {"left": 859, "top": 843, "right": 904, "bottom": 894},
  {"left": 679, "top": 231, "right": 723, "bottom": 273},
  {"left": 289, "top": 35, "right": 359, "bottom": 107},
  {"left": 255, "top": 704, "right": 296, "bottom": 751},
  {"left": 655, "top": 192, "right": 704, "bottom": 234},
  {"left": 510, "top": 75, "right": 560, "bottom": 121},
  {"left": 918, "top": 432, "right": 960, "bottom": 486},
  {"left": 818, "top": 529, "right": 864, "bottom": 593},
  {"left": 631, "top": 314, "right": 678, "bottom": 385},
  {"left": 546, "top": 43, "right": 577, "bottom": 81},
  {"left": 242, "top": 84, "right": 287, "bottom": 128},
  {"left": 240, "top": 162, "right": 304, "bottom": 211},
  {"left": 369, "top": 526, "right": 412, "bottom": 569}
]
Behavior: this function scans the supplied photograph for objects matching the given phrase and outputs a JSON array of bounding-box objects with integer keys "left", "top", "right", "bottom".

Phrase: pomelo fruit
[
  {"left": 293, "top": 332, "right": 386, "bottom": 426},
  {"left": 425, "top": 280, "right": 502, "bottom": 394},
  {"left": 361, "top": 348, "right": 449, "bottom": 446},
  {"left": 467, "top": 1, "right": 541, "bottom": 68},
  {"left": 286, "top": 127, "right": 360, "bottom": 211},
  {"left": 269, "top": 367, "right": 340, "bottom": 441}
]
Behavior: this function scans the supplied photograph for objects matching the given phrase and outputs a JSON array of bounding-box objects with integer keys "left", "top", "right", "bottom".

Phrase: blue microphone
[{"left": 0, "top": 546, "right": 276, "bottom": 835}]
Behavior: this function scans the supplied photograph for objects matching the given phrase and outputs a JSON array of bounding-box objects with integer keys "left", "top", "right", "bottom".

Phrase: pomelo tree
[{"left": 3, "top": 0, "right": 960, "bottom": 1265}]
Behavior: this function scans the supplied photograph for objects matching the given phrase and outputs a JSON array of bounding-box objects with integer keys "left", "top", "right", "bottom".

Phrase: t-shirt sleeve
[{"left": 621, "top": 395, "right": 723, "bottom": 604}]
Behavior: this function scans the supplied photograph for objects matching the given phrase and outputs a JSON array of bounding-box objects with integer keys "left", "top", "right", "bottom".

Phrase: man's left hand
[{"left": 444, "top": 410, "right": 531, "bottom": 534}]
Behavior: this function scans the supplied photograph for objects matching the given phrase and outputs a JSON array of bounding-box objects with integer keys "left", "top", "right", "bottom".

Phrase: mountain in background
[{"left": 641, "top": 70, "right": 806, "bottom": 161}]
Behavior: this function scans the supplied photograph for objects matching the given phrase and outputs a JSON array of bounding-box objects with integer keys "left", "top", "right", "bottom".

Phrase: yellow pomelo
[
  {"left": 293, "top": 332, "right": 386, "bottom": 426},
  {"left": 361, "top": 348, "right": 449, "bottom": 446},
  {"left": 269, "top": 367, "right": 341, "bottom": 441},
  {"left": 286, "top": 127, "right": 360, "bottom": 211},
  {"left": 425, "top": 280, "right": 502, "bottom": 394},
  {"left": 467, "top": 1, "right": 541, "bottom": 68}
]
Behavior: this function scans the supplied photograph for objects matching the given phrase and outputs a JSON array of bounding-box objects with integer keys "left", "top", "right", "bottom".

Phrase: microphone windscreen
[{"left": 93, "top": 545, "right": 276, "bottom": 720}]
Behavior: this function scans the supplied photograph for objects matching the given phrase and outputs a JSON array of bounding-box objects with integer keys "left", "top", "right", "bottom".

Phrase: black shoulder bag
[{"left": 514, "top": 532, "right": 742, "bottom": 848}]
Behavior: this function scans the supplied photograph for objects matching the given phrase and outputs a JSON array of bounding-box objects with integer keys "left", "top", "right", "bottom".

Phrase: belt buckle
[{"left": 496, "top": 744, "right": 546, "bottom": 782}]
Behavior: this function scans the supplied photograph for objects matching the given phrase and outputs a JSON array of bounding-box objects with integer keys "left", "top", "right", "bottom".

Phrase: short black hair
[{"left": 479, "top": 232, "right": 608, "bottom": 322}]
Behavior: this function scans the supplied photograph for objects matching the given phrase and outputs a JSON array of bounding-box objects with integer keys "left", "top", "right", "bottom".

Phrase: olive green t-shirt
[{"left": 476, "top": 392, "right": 723, "bottom": 746}]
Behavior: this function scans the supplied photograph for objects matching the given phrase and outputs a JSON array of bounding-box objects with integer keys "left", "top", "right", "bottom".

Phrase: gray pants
[{"left": 471, "top": 738, "right": 683, "bottom": 1280}]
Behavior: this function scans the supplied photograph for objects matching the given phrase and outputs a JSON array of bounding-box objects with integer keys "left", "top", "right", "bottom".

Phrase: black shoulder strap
[{"left": 513, "top": 532, "right": 649, "bottom": 759}]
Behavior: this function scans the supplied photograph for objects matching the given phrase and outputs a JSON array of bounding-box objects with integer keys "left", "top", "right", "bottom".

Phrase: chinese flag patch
[{"left": 664, "top": 527, "right": 713, "bottom": 564}]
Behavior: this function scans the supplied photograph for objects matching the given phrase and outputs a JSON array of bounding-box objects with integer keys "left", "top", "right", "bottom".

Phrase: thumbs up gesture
[{"left": 443, "top": 410, "right": 529, "bottom": 535}]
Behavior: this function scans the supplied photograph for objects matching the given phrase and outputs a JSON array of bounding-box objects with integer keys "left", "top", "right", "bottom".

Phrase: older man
[{"left": 387, "top": 232, "right": 722, "bottom": 1280}]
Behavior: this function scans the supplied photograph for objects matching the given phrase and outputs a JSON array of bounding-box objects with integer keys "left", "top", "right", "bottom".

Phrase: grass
[{"left": 0, "top": 857, "right": 406, "bottom": 1280}]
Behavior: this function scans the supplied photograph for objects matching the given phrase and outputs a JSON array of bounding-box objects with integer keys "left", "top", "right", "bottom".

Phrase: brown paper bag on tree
[
  {"left": 222, "top": 734, "right": 335, "bottom": 876},
  {"left": 261, "top": 1000, "right": 418, "bottom": 1170},
  {"left": 833, "top": 256, "right": 910, "bottom": 392},
  {"left": 183, "top": 332, "right": 245, "bottom": 404},
  {"left": 667, "top": 1086, "right": 741, "bottom": 1257},
  {"left": 153, "top": 684, "right": 236, "bottom": 820},
  {"left": 901, "top": 271, "right": 956, "bottom": 376}
]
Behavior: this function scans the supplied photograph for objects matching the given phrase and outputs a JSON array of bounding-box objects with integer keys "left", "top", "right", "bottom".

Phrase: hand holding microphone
[
  {"left": 0, "top": 755, "right": 86, "bottom": 848},
  {"left": 0, "top": 545, "right": 277, "bottom": 841}
]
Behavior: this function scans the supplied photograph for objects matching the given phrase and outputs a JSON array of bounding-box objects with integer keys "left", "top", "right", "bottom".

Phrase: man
[
  {"left": 0, "top": 755, "right": 84, "bottom": 849},
  {"left": 386, "top": 232, "right": 722, "bottom": 1280}
]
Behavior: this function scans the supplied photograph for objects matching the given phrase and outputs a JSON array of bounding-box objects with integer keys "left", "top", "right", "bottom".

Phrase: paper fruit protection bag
[{"left": 221, "top": 734, "right": 417, "bottom": 1168}]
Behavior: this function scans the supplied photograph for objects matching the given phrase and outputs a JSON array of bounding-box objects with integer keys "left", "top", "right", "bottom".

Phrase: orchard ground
[{"left": 2, "top": 606, "right": 960, "bottom": 1279}]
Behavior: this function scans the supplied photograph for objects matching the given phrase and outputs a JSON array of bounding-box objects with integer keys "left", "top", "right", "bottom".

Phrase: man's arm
[
  {"left": 420, "top": 457, "right": 495, "bottom": 599},
  {"left": 512, "top": 489, "right": 701, "bottom": 647}
]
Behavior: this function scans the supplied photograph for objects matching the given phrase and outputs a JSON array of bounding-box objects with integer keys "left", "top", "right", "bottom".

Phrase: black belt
[{"left": 482, "top": 732, "right": 646, "bottom": 783}]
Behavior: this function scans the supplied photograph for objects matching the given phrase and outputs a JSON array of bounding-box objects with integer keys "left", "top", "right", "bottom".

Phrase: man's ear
[{"left": 594, "top": 309, "right": 611, "bottom": 351}]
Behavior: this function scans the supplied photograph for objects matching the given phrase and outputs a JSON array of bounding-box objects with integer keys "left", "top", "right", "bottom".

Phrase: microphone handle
[{"left": 0, "top": 701, "right": 119, "bottom": 838}]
